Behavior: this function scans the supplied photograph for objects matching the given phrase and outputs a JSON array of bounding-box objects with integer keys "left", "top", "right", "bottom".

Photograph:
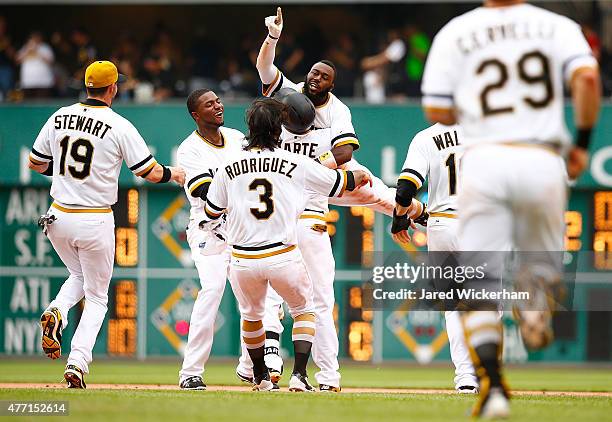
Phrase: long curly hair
[{"left": 244, "top": 98, "right": 287, "bottom": 151}]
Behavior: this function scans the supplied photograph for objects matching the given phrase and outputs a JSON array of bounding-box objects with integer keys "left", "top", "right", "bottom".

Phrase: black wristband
[
  {"left": 157, "top": 165, "right": 172, "bottom": 183},
  {"left": 576, "top": 128, "right": 592, "bottom": 150},
  {"left": 268, "top": 33, "right": 279, "bottom": 40},
  {"left": 345, "top": 171, "right": 356, "bottom": 191},
  {"left": 41, "top": 160, "right": 53, "bottom": 176}
]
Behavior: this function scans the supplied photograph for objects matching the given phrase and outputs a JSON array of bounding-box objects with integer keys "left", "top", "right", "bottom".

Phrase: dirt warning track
[{"left": 1, "top": 383, "right": 610, "bottom": 397}]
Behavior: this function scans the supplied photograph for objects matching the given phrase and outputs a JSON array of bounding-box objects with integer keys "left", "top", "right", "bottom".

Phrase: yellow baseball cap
[{"left": 84, "top": 60, "right": 127, "bottom": 88}]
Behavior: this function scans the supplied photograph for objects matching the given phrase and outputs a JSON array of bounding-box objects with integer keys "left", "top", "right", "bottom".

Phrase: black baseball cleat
[
  {"left": 180, "top": 376, "right": 206, "bottom": 390},
  {"left": 236, "top": 371, "right": 254, "bottom": 384},
  {"left": 319, "top": 384, "right": 341, "bottom": 393},
  {"left": 64, "top": 365, "right": 86, "bottom": 389},
  {"left": 252, "top": 372, "right": 274, "bottom": 392},
  {"left": 41, "top": 308, "right": 63, "bottom": 360},
  {"left": 457, "top": 385, "right": 479, "bottom": 394},
  {"left": 289, "top": 373, "right": 315, "bottom": 392}
]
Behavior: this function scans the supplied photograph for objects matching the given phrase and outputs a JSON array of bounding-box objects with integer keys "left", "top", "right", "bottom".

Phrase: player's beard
[{"left": 303, "top": 78, "right": 330, "bottom": 106}]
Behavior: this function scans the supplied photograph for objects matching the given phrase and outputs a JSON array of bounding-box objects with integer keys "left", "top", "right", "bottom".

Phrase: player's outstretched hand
[
  {"left": 567, "top": 146, "right": 589, "bottom": 180},
  {"left": 170, "top": 166, "right": 186, "bottom": 186},
  {"left": 265, "top": 7, "right": 283, "bottom": 38},
  {"left": 353, "top": 170, "right": 372, "bottom": 189}
]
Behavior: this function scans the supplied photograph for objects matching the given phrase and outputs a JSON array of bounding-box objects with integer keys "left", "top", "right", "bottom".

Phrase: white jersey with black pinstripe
[
  {"left": 400, "top": 124, "right": 463, "bottom": 215},
  {"left": 176, "top": 127, "right": 245, "bottom": 223},
  {"left": 30, "top": 101, "right": 157, "bottom": 208},
  {"left": 262, "top": 70, "right": 359, "bottom": 150},
  {"left": 422, "top": 3, "right": 598, "bottom": 148},
  {"left": 205, "top": 148, "right": 350, "bottom": 257}
]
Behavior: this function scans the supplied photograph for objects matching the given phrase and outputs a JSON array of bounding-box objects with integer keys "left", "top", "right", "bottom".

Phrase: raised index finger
[{"left": 275, "top": 7, "right": 282, "bottom": 24}]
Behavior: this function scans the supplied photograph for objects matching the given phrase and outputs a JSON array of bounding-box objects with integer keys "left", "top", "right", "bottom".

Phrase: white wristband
[{"left": 317, "top": 150, "right": 338, "bottom": 169}]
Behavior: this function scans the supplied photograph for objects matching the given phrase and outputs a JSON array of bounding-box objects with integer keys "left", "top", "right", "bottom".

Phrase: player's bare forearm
[
  {"left": 256, "top": 38, "right": 278, "bottom": 84},
  {"left": 144, "top": 163, "right": 186, "bottom": 186},
  {"left": 394, "top": 203, "right": 409, "bottom": 216},
  {"left": 28, "top": 161, "right": 49, "bottom": 174},
  {"left": 424, "top": 107, "right": 457, "bottom": 125},
  {"left": 571, "top": 66, "right": 601, "bottom": 132},
  {"left": 257, "top": 7, "right": 283, "bottom": 84},
  {"left": 331, "top": 144, "right": 353, "bottom": 166}
]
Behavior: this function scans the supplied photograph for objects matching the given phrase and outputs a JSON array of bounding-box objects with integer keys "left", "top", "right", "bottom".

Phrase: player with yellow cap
[{"left": 29, "top": 59, "right": 185, "bottom": 388}]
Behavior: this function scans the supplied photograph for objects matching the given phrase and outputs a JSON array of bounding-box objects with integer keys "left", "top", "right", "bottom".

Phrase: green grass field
[{"left": 0, "top": 360, "right": 610, "bottom": 421}]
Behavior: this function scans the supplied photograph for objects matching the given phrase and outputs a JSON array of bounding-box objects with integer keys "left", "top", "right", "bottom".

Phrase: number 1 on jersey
[{"left": 445, "top": 153, "right": 457, "bottom": 196}]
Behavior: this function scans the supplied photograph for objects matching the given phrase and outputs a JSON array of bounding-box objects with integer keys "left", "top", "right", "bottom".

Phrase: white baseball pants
[
  {"left": 459, "top": 145, "right": 566, "bottom": 254},
  {"left": 179, "top": 222, "right": 230, "bottom": 382},
  {"left": 297, "top": 217, "right": 341, "bottom": 387},
  {"left": 428, "top": 216, "right": 478, "bottom": 389},
  {"left": 230, "top": 247, "right": 314, "bottom": 321},
  {"left": 45, "top": 203, "right": 115, "bottom": 374}
]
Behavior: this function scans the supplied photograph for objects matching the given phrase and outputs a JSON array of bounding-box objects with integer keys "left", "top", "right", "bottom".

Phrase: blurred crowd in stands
[{"left": 0, "top": 14, "right": 610, "bottom": 103}]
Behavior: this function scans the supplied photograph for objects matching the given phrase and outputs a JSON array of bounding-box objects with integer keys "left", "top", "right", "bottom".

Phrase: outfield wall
[{"left": 1, "top": 103, "right": 611, "bottom": 363}]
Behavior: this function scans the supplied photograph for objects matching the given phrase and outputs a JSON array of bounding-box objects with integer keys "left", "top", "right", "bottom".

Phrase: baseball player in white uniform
[
  {"left": 421, "top": 0, "right": 600, "bottom": 417},
  {"left": 255, "top": 9, "right": 426, "bottom": 391},
  {"left": 203, "top": 98, "right": 371, "bottom": 391},
  {"left": 30, "top": 60, "right": 185, "bottom": 388},
  {"left": 257, "top": 8, "right": 405, "bottom": 218},
  {"left": 393, "top": 123, "right": 478, "bottom": 393},
  {"left": 175, "top": 89, "right": 247, "bottom": 390}
]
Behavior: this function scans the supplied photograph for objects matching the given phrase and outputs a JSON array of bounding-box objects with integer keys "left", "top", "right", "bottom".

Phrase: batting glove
[
  {"left": 265, "top": 7, "right": 283, "bottom": 39},
  {"left": 391, "top": 209, "right": 411, "bottom": 234}
]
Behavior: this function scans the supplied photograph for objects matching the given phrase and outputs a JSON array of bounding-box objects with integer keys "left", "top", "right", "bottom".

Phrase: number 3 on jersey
[
  {"left": 249, "top": 178, "right": 274, "bottom": 220},
  {"left": 59, "top": 135, "right": 94, "bottom": 179}
]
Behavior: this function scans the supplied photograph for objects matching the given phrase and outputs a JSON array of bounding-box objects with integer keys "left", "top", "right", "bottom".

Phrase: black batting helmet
[
  {"left": 274, "top": 90, "right": 315, "bottom": 134},
  {"left": 273, "top": 87, "right": 297, "bottom": 102}
]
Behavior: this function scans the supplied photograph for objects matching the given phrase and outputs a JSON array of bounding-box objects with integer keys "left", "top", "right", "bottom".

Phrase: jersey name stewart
[{"left": 30, "top": 102, "right": 156, "bottom": 208}]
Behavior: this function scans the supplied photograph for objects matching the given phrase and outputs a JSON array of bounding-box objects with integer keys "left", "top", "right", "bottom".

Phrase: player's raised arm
[{"left": 256, "top": 7, "right": 283, "bottom": 87}]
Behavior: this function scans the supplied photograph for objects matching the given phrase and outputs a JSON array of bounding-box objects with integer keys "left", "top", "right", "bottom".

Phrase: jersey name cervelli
[{"left": 422, "top": 3, "right": 597, "bottom": 147}]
